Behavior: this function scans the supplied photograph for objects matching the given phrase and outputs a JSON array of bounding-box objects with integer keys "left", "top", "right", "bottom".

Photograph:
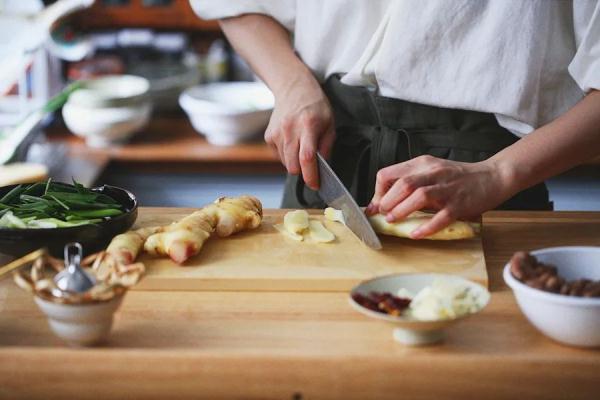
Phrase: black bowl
[{"left": 0, "top": 184, "right": 138, "bottom": 257}]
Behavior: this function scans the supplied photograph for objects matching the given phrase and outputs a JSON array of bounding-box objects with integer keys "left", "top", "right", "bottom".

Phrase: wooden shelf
[
  {"left": 76, "top": 0, "right": 220, "bottom": 31},
  {"left": 46, "top": 115, "right": 281, "bottom": 167}
]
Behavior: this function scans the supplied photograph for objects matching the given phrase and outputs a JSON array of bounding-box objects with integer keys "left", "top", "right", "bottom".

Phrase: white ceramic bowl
[
  {"left": 349, "top": 274, "right": 490, "bottom": 346},
  {"left": 63, "top": 101, "right": 151, "bottom": 147},
  {"left": 71, "top": 75, "right": 151, "bottom": 108},
  {"left": 62, "top": 75, "right": 152, "bottom": 147},
  {"left": 179, "top": 82, "right": 274, "bottom": 146},
  {"left": 34, "top": 294, "right": 124, "bottom": 347},
  {"left": 503, "top": 246, "right": 600, "bottom": 348}
]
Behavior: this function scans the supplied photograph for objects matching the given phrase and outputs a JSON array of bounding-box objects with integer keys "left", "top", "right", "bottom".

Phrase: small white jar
[{"left": 34, "top": 294, "right": 124, "bottom": 346}]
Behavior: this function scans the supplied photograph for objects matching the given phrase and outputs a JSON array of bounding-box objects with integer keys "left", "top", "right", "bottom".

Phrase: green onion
[
  {"left": 0, "top": 184, "right": 24, "bottom": 204},
  {"left": 0, "top": 179, "right": 125, "bottom": 229}
]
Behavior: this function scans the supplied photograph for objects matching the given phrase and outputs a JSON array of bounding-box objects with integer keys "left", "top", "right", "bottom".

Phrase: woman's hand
[
  {"left": 219, "top": 14, "right": 335, "bottom": 189},
  {"left": 366, "top": 155, "right": 516, "bottom": 238},
  {"left": 265, "top": 74, "right": 335, "bottom": 190}
]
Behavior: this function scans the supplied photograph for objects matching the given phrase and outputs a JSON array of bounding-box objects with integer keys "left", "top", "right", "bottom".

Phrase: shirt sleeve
[
  {"left": 189, "top": 0, "right": 296, "bottom": 31},
  {"left": 569, "top": 0, "right": 600, "bottom": 92}
]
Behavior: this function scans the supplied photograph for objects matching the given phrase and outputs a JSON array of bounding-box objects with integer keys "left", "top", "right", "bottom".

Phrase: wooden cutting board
[{"left": 132, "top": 208, "right": 487, "bottom": 291}]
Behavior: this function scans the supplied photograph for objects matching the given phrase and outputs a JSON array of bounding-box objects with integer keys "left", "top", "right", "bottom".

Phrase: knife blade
[{"left": 316, "top": 153, "right": 382, "bottom": 250}]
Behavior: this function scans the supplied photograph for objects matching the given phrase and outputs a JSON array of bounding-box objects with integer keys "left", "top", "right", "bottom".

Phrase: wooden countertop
[{"left": 1, "top": 211, "right": 600, "bottom": 399}]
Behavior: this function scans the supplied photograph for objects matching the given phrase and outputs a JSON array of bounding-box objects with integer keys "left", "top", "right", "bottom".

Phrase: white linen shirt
[{"left": 192, "top": 0, "right": 600, "bottom": 136}]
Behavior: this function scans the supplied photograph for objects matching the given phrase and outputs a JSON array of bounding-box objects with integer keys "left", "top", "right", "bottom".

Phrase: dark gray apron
[{"left": 282, "top": 74, "right": 552, "bottom": 210}]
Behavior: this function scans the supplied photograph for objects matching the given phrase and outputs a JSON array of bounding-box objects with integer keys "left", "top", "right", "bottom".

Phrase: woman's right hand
[
  {"left": 265, "top": 73, "right": 335, "bottom": 190},
  {"left": 218, "top": 13, "right": 335, "bottom": 189}
]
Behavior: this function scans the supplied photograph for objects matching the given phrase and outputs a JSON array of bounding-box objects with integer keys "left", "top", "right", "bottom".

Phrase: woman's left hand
[{"left": 366, "top": 155, "right": 516, "bottom": 239}]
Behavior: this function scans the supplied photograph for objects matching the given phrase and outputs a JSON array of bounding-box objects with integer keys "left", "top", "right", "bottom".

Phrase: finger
[
  {"left": 299, "top": 131, "right": 319, "bottom": 190},
  {"left": 370, "top": 162, "right": 414, "bottom": 209},
  {"left": 369, "top": 168, "right": 397, "bottom": 213},
  {"left": 264, "top": 129, "right": 280, "bottom": 158},
  {"left": 266, "top": 131, "right": 286, "bottom": 169},
  {"left": 317, "top": 125, "right": 336, "bottom": 160},
  {"left": 378, "top": 174, "right": 431, "bottom": 214},
  {"left": 410, "top": 208, "right": 455, "bottom": 239},
  {"left": 277, "top": 142, "right": 286, "bottom": 171},
  {"left": 386, "top": 187, "right": 435, "bottom": 222},
  {"left": 369, "top": 156, "right": 443, "bottom": 213},
  {"left": 283, "top": 132, "right": 301, "bottom": 175}
]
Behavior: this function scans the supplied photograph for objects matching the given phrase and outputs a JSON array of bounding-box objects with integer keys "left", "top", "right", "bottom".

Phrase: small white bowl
[
  {"left": 71, "top": 75, "right": 151, "bottom": 108},
  {"left": 34, "top": 294, "right": 124, "bottom": 346},
  {"left": 62, "top": 75, "right": 152, "bottom": 147},
  {"left": 179, "top": 82, "right": 274, "bottom": 146},
  {"left": 349, "top": 274, "right": 490, "bottom": 346},
  {"left": 503, "top": 246, "right": 600, "bottom": 348},
  {"left": 63, "top": 101, "right": 151, "bottom": 147}
]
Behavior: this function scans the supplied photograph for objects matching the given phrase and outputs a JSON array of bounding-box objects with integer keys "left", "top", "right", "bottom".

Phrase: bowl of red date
[
  {"left": 349, "top": 273, "right": 489, "bottom": 346},
  {"left": 504, "top": 247, "right": 600, "bottom": 348}
]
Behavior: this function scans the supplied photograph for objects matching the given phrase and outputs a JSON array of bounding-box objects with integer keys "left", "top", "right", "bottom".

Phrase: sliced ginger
[
  {"left": 324, "top": 207, "right": 346, "bottom": 225},
  {"left": 308, "top": 220, "right": 335, "bottom": 243},
  {"left": 278, "top": 210, "right": 335, "bottom": 243},
  {"left": 274, "top": 223, "right": 304, "bottom": 241},
  {"left": 283, "top": 210, "right": 309, "bottom": 234}
]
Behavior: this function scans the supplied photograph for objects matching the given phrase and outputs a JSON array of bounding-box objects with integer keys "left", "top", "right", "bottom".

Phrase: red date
[{"left": 352, "top": 291, "right": 412, "bottom": 316}]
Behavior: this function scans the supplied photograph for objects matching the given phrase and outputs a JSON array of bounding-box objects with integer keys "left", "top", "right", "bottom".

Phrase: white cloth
[{"left": 192, "top": 0, "right": 600, "bottom": 136}]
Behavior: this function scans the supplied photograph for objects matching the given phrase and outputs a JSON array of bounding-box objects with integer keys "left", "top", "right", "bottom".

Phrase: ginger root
[
  {"left": 368, "top": 212, "right": 477, "bottom": 240},
  {"left": 144, "top": 196, "right": 262, "bottom": 264},
  {"left": 325, "top": 208, "right": 477, "bottom": 240},
  {"left": 107, "top": 226, "right": 162, "bottom": 265},
  {"left": 104, "top": 195, "right": 263, "bottom": 265}
]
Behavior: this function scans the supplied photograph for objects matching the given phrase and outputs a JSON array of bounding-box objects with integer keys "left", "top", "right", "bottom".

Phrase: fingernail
[
  {"left": 365, "top": 203, "right": 375, "bottom": 215},
  {"left": 385, "top": 213, "right": 395, "bottom": 223}
]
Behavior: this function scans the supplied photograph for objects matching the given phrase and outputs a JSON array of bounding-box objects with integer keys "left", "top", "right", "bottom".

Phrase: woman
[{"left": 192, "top": 1, "right": 600, "bottom": 238}]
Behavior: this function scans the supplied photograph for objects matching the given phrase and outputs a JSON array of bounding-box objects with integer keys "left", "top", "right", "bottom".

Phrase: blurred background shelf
[
  {"left": 46, "top": 115, "right": 287, "bottom": 208},
  {"left": 75, "top": 0, "right": 220, "bottom": 31},
  {"left": 46, "top": 116, "right": 281, "bottom": 166}
]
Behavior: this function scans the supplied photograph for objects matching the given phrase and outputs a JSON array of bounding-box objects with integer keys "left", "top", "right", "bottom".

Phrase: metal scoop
[{"left": 54, "top": 242, "right": 96, "bottom": 293}]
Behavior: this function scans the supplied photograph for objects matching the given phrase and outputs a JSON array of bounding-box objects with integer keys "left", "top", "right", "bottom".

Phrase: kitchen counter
[{"left": 1, "top": 210, "right": 599, "bottom": 399}]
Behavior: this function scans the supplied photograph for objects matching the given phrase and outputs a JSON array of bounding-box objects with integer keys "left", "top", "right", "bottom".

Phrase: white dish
[
  {"left": 70, "top": 74, "right": 151, "bottom": 108},
  {"left": 349, "top": 274, "right": 490, "bottom": 346},
  {"left": 34, "top": 294, "right": 124, "bottom": 347},
  {"left": 503, "top": 246, "right": 600, "bottom": 348},
  {"left": 62, "top": 75, "right": 152, "bottom": 147},
  {"left": 63, "top": 100, "right": 151, "bottom": 148},
  {"left": 179, "top": 82, "right": 274, "bottom": 146}
]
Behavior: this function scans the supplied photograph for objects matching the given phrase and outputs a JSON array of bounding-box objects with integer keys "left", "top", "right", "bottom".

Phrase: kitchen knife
[{"left": 316, "top": 153, "right": 382, "bottom": 250}]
